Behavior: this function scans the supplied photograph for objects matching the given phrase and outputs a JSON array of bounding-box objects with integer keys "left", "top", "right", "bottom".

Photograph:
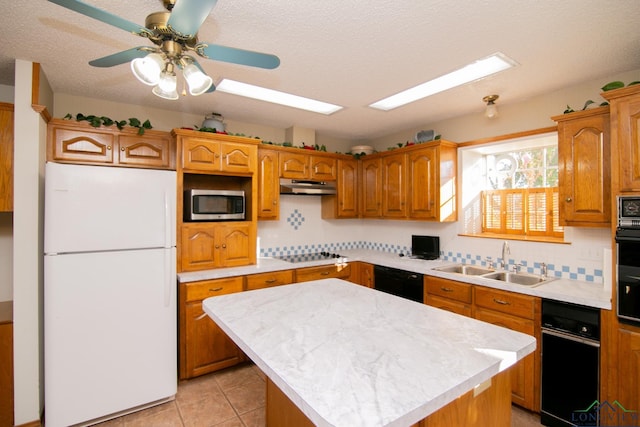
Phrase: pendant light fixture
[{"left": 483, "top": 95, "right": 499, "bottom": 118}]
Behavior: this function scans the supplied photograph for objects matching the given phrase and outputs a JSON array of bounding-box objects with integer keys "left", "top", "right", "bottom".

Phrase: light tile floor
[{"left": 96, "top": 362, "right": 543, "bottom": 426}]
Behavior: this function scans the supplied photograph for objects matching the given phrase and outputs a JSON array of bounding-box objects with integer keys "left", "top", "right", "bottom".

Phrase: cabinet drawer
[
  {"left": 184, "top": 277, "right": 244, "bottom": 302},
  {"left": 425, "top": 294, "right": 472, "bottom": 317},
  {"left": 474, "top": 287, "right": 538, "bottom": 320},
  {"left": 246, "top": 270, "right": 294, "bottom": 290},
  {"left": 424, "top": 277, "right": 472, "bottom": 303},
  {"left": 295, "top": 263, "right": 352, "bottom": 283}
]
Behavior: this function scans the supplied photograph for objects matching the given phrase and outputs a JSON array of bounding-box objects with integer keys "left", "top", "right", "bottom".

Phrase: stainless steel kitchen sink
[
  {"left": 481, "top": 271, "right": 555, "bottom": 287},
  {"left": 433, "top": 264, "right": 494, "bottom": 276}
]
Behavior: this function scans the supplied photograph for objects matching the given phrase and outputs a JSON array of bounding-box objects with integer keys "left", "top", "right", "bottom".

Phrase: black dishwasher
[
  {"left": 541, "top": 299, "right": 600, "bottom": 427},
  {"left": 373, "top": 265, "right": 423, "bottom": 303}
]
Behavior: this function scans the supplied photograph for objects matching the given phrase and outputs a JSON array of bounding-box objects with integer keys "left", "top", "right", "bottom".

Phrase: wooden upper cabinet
[
  {"left": 48, "top": 118, "right": 174, "bottom": 169},
  {"left": 408, "top": 147, "right": 437, "bottom": 220},
  {"left": 361, "top": 157, "right": 383, "bottom": 218},
  {"left": 181, "top": 137, "right": 256, "bottom": 174},
  {"left": 553, "top": 107, "right": 611, "bottom": 226},
  {"left": 279, "top": 151, "right": 337, "bottom": 180},
  {"left": 0, "top": 103, "right": 14, "bottom": 212},
  {"left": 258, "top": 148, "right": 280, "bottom": 220},
  {"left": 603, "top": 84, "right": 640, "bottom": 192},
  {"left": 382, "top": 152, "right": 407, "bottom": 218},
  {"left": 322, "top": 158, "right": 358, "bottom": 219}
]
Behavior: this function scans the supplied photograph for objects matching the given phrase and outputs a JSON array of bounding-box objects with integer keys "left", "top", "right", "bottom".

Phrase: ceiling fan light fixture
[
  {"left": 182, "top": 61, "right": 213, "bottom": 96},
  {"left": 131, "top": 52, "right": 165, "bottom": 86},
  {"left": 152, "top": 66, "right": 179, "bottom": 100}
]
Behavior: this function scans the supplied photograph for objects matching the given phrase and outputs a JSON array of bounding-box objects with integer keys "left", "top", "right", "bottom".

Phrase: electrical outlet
[{"left": 579, "top": 247, "right": 603, "bottom": 261}]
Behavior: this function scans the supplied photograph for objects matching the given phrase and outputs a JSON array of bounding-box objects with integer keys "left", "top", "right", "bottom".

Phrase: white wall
[
  {"left": 0, "top": 84, "right": 14, "bottom": 103},
  {"left": 13, "top": 59, "right": 48, "bottom": 425}
]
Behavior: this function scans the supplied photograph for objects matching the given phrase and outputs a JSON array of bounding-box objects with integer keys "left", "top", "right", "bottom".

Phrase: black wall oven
[{"left": 616, "top": 196, "right": 640, "bottom": 325}]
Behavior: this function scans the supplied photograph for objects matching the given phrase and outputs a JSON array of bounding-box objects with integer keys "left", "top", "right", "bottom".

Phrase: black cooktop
[{"left": 274, "top": 251, "right": 343, "bottom": 263}]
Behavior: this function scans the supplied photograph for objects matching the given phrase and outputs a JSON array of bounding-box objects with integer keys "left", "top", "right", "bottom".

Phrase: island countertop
[{"left": 203, "top": 278, "right": 536, "bottom": 427}]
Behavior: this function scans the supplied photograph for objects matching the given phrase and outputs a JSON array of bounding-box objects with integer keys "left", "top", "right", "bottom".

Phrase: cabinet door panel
[
  {"left": 280, "top": 152, "right": 308, "bottom": 179},
  {"left": 0, "top": 105, "right": 13, "bottom": 212},
  {"left": 258, "top": 149, "right": 280, "bottom": 220},
  {"left": 475, "top": 306, "right": 536, "bottom": 410},
  {"left": 52, "top": 127, "right": 115, "bottom": 164},
  {"left": 221, "top": 142, "right": 256, "bottom": 173},
  {"left": 408, "top": 148, "right": 437, "bottom": 219},
  {"left": 219, "top": 224, "right": 253, "bottom": 267},
  {"left": 182, "top": 138, "right": 220, "bottom": 171},
  {"left": 617, "top": 328, "right": 640, "bottom": 424},
  {"left": 382, "top": 153, "right": 407, "bottom": 218},
  {"left": 119, "top": 134, "right": 172, "bottom": 169},
  {"left": 310, "top": 156, "right": 337, "bottom": 180},
  {"left": 184, "top": 301, "right": 242, "bottom": 377},
  {"left": 336, "top": 159, "right": 358, "bottom": 217},
  {"left": 362, "top": 158, "right": 382, "bottom": 217},
  {"left": 557, "top": 109, "right": 610, "bottom": 225},
  {"left": 181, "top": 225, "right": 217, "bottom": 271}
]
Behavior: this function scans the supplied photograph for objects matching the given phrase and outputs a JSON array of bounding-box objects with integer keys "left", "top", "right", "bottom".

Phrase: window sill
[{"left": 458, "top": 233, "right": 569, "bottom": 244}]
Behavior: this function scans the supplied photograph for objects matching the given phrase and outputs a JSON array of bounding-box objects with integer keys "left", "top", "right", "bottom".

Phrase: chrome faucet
[
  {"left": 540, "top": 262, "right": 548, "bottom": 279},
  {"left": 500, "top": 241, "right": 510, "bottom": 270}
]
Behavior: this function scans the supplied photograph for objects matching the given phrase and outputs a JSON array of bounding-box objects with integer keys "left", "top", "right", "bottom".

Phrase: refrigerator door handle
[
  {"left": 164, "top": 191, "right": 172, "bottom": 249},
  {"left": 164, "top": 251, "right": 172, "bottom": 308}
]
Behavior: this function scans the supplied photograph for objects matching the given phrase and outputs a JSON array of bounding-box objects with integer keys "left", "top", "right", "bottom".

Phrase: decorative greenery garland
[
  {"left": 63, "top": 113, "right": 152, "bottom": 135},
  {"left": 564, "top": 80, "right": 639, "bottom": 114}
]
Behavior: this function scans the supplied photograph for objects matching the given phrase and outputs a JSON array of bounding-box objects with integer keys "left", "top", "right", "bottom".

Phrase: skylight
[
  {"left": 368, "top": 52, "right": 518, "bottom": 111},
  {"left": 216, "top": 79, "right": 343, "bottom": 115}
]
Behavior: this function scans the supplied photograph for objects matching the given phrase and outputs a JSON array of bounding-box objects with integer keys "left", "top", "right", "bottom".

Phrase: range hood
[{"left": 279, "top": 178, "right": 337, "bottom": 195}]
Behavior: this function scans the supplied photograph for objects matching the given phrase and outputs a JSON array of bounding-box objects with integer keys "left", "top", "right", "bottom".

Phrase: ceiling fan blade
[
  {"left": 48, "top": 0, "right": 148, "bottom": 36},
  {"left": 89, "top": 47, "right": 149, "bottom": 68},
  {"left": 201, "top": 44, "right": 280, "bottom": 69},
  {"left": 167, "top": 0, "right": 218, "bottom": 39}
]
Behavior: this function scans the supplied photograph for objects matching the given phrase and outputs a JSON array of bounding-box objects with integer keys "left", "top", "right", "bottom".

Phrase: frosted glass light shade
[
  {"left": 131, "top": 53, "right": 164, "bottom": 86},
  {"left": 485, "top": 103, "right": 498, "bottom": 118},
  {"left": 152, "top": 71, "right": 179, "bottom": 100},
  {"left": 183, "top": 63, "right": 213, "bottom": 96}
]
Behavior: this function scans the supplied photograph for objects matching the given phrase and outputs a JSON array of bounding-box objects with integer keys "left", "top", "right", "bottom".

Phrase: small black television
[{"left": 411, "top": 235, "right": 440, "bottom": 260}]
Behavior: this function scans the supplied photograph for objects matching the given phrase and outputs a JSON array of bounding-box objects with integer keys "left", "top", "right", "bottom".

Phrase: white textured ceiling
[{"left": 1, "top": 0, "right": 639, "bottom": 140}]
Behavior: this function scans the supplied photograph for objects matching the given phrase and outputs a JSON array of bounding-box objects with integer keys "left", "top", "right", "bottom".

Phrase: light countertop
[
  {"left": 179, "top": 249, "right": 612, "bottom": 310},
  {"left": 203, "top": 278, "right": 536, "bottom": 427}
]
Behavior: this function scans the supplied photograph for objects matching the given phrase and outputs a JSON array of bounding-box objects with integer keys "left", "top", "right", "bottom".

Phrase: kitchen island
[{"left": 203, "top": 278, "right": 536, "bottom": 426}]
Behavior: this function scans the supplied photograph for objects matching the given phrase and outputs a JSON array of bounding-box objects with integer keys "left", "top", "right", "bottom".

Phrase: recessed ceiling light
[
  {"left": 368, "top": 52, "right": 518, "bottom": 111},
  {"left": 216, "top": 79, "right": 343, "bottom": 115}
]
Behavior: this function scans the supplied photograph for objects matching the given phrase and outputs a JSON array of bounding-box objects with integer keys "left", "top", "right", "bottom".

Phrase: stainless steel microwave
[{"left": 184, "top": 189, "right": 245, "bottom": 221}]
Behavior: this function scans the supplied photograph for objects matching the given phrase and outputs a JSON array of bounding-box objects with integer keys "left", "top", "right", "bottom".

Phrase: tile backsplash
[{"left": 258, "top": 196, "right": 609, "bottom": 283}]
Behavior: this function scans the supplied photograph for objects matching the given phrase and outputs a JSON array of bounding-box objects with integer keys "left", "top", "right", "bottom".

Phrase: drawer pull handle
[
  {"left": 440, "top": 287, "right": 454, "bottom": 292},
  {"left": 209, "top": 287, "right": 223, "bottom": 292},
  {"left": 493, "top": 298, "right": 510, "bottom": 305},
  {"left": 321, "top": 271, "right": 330, "bottom": 276},
  {"left": 265, "top": 279, "right": 277, "bottom": 284}
]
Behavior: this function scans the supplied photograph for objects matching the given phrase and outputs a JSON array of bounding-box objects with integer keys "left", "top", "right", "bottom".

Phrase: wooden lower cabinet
[
  {"left": 246, "top": 270, "right": 294, "bottom": 290},
  {"left": 266, "top": 370, "right": 511, "bottom": 427},
  {"left": 295, "top": 263, "right": 352, "bottom": 283},
  {"left": 474, "top": 286, "right": 541, "bottom": 412},
  {"left": 615, "top": 326, "right": 640, "bottom": 426},
  {"left": 358, "top": 262, "right": 374, "bottom": 288},
  {"left": 424, "top": 277, "right": 473, "bottom": 317},
  {"left": 0, "top": 302, "right": 13, "bottom": 427},
  {"left": 179, "top": 277, "right": 245, "bottom": 379}
]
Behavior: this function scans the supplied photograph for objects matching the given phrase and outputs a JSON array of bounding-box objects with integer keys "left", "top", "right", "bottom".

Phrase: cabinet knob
[
  {"left": 566, "top": 197, "right": 572, "bottom": 202},
  {"left": 120, "top": 147, "right": 125, "bottom": 152},
  {"left": 107, "top": 146, "right": 112, "bottom": 150},
  {"left": 215, "top": 244, "right": 220, "bottom": 249},
  {"left": 222, "top": 244, "right": 227, "bottom": 249}
]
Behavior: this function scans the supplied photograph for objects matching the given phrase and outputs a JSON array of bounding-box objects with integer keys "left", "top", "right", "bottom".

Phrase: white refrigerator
[{"left": 44, "top": 162, "right": 177, "bottom": 427}]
